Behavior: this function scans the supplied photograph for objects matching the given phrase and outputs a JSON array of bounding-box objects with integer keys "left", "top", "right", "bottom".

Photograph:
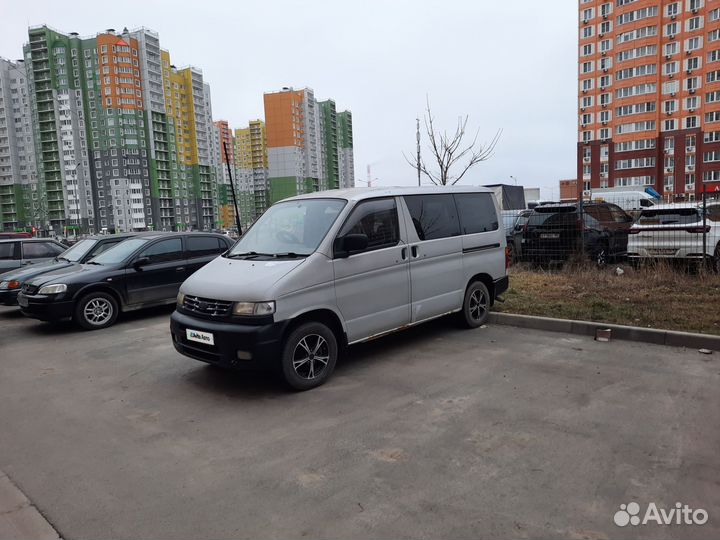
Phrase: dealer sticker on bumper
[{"left": 186, "top": 329, "right": 214, "bottom": 346}]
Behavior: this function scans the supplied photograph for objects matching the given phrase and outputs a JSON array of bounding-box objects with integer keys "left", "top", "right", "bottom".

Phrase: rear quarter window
[{"left": 456, "top": 193, "right": 499, "bottom": 234}]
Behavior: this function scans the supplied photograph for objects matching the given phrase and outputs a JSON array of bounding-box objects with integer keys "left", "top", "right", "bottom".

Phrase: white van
[
  {"left": 590, "top": 190, "right": 656, "bottom": 211},
  {"left": 171, "top": 186, "right": 508, "bottom": 390}
]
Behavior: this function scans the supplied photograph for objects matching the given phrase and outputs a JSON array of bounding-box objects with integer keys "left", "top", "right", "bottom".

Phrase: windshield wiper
[
  {"left": 272, "top": 252, "right": 309, "bottom": 258},
  {"left": 57, "top": 256, "right": 71, "bottom": 262},
  {"left": 85, "top": 260, "right": 102, "bottom": 265},
  {"left": 225, "top": 251, "right": 264, "bottom": 259}
]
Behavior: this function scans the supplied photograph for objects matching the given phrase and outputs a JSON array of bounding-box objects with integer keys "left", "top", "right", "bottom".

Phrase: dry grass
[{"left": 497, "top": 262, "right": 720, "bottom": 335}]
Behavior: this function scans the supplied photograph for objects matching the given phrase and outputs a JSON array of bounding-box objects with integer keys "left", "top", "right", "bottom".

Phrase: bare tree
[{"left": 406, "top": 98, "right": 502, "bottom": 186}]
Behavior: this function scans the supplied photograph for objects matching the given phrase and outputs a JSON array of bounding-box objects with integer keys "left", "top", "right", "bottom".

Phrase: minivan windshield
[
  {"left": 57, "top": 239, "right": 97, "bottom": 262},
  {"left": 89, "top": 238, "right": 150, "bottom": 265},
  {"left": 226, "top": 198, "right": 347, "bottom": 258}
]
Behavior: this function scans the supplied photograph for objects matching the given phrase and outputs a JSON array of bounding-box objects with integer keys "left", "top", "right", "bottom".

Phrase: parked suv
[
  {"left": 171, "top": 186, "right": 508, "bottom": 390},
  {"left": 17, "top": 232, "right": 233, "bottom": 330},
  {"left": 627, "top": 202, "right": 720, "bottom": 270},
  {"left": 0, "top": 238, "right": 67, "bottom": 277},
  {"left": 522, "top": 202, "right": 633, "bottom": 264},
  {"left": 0, "top": 234, "right": 135, "bottom": 306}
]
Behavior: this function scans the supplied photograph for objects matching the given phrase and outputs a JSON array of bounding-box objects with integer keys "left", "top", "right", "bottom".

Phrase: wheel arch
[
  {"left": 73, "top": 284, "right": 125, "bottom": 311},
  {"left": 282, "top": 308, "right": 348, "bottom": 349},
  {"left": 465, "top": 273, "right": 496, "bottom": 305}
]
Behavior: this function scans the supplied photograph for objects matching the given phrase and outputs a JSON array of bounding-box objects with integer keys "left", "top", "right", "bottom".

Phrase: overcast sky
[{"left": 2, "top": 0, "right": 577, "bottom": 199}]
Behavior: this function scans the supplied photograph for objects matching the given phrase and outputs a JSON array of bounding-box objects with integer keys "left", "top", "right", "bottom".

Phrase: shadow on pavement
[
  {"left": 22, "top": 304, "right": 176, "bottom": 336},
  {"left": 0, "top": 307, "right": 23, "bottom": 319},
  {"left": 180, "top": 314, "right": 465, "bottom": 398}
]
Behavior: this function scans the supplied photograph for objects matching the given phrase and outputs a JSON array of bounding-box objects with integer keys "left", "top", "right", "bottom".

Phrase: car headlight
[
  {"left": 177, "top": 291, "right": 185, "bottom": 306},
  {"left": 232, "top": 301, "right": 276, "bottom": 316},
  {"left": 7, "top": 280, "right": 21, "bottom": 290},
  {"left": 38, "top": 283, "right": 67, "bottom": 295},
  {"left": 0, "top": 281, "right": 7, "bottom": 290}
]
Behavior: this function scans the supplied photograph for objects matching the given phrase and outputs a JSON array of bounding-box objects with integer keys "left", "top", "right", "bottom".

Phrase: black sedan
[
  {"left": 0, "top": 234, "right": 136, "bottom": 306},
  {"left": 17, "top": 232, "right": 233, "bottom": 330}
]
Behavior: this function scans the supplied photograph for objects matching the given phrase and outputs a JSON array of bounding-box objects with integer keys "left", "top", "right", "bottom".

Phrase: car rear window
[
  {"left": 637, "top": 208, "right": 701, "bottom": 225},
  {"left": 0, "top": 242, "right": 16, "bottom": 260}
]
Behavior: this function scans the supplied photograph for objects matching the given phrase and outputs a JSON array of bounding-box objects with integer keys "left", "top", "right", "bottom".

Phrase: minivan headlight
[
  {"left": 38, "top": 283, "right": 67, "bottom": 295},
  {"left": 177, "top": 291, "right": 185, "bottom": 306},
  {"left": 232, "top": 301, "right": 276, "bottom": 316}
]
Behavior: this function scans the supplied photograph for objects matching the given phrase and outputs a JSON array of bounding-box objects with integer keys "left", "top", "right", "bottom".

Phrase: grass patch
[{"left": 497, "top": 262, "right": 720, "bottom": 336}]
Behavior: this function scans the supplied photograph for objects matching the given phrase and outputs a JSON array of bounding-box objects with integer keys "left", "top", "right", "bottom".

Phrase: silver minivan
[{"left": 171, "top": 186, "right": 508, "bottom": 390}]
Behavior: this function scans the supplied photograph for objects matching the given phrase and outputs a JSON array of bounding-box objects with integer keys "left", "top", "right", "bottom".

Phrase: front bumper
[
  {"left": 17, "top": 292, "right": 74, "bottom": 321},
  {"left": 0, "top": 288, "right": 20, "bottom": 306},
  {"left": 170, "top": 310, "right": 288, "bottom": 369}
]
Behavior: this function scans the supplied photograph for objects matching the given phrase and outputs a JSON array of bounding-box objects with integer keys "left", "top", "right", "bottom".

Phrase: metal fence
[{"left": 506, "top": 192, "right": 720, "bottom": 271}]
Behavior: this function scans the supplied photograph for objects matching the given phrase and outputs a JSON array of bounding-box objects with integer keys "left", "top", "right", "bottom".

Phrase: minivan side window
[
  {"left": 403, "top": 194, "right": 461, "bottom": 240},
  {"left": 454, "top": 193, "right": 499, "bottom": 234},
  {"left": 187, "top": 236, "right": 226, "bottom": 257},
  {"left": 138, "top": 238, "right": 183, "bottom": 263},
  {"left": 337, "top": 198, "right": 400, "bottom": 252}
]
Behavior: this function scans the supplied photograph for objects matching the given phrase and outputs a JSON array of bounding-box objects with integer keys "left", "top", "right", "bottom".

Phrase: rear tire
[
  {"left": 714, "top": 243, "right": 720, "bottom": 273},
  {"left": 280, "top": 322, "right": 338, "bottom": 391},
  {"left": 74, "top": 291, "right": 119, "bottom": 330},
  {"left": 459, "top": 281, "right": 490, "bottom": 329}
]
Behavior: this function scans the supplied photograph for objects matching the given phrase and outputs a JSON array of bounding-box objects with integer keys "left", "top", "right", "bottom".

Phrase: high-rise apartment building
[
  {"left": 235, "top": 119, "right": 268, "bottom": 223},
  {"left": 264, "top": 87, "right": 354, "bottom": 204},
  {"left": 264, "top": 87, "right": 322, "bottom": 203},
  {"left": 337, "top": 110, "right": 355, "bottom": 189},
  {"left": 0, "top": 58, "right": 37, "bottom": 232},
  {"left": 578, "top": 0, "right": 720, "bottom": 200},
  {"left": 21, "top": 25, "right": 219, "bottom": 235}
]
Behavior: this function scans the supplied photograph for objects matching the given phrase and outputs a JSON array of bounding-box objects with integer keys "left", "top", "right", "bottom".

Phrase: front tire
[
  {"left": 74, "top": 291, "right": 119, "bottom": 330},
  {"left": 280, "top": 322, "right": 338, "bottom": 391},
  {"left": 714, "top": 243, "right": 720, "bottom": 273},
  {"left": 460, "top": 281, "right": 490, "bottom": 328}
]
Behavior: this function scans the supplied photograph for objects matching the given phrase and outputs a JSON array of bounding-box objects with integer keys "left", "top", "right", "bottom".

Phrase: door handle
[
  {"left": 401, "top": 247, "right": 407, "bottom": 260},
  {"left": 175, "top": 266, "right": 186, "bottom": 272},
  {"left": 411, "top": 246, "right": 419, "bottom": 258}
]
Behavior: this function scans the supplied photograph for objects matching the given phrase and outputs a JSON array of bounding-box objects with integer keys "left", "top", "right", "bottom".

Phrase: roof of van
[{"left": 284, "top": 185, "right": 494, "bottom": 203}]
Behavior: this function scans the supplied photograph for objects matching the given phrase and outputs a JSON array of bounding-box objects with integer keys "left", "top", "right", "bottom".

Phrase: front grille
[
  {"left": 183, "top": 295, "right": 232, "bottom": 317},
  {"left": 22, "top": 284, "right": 39, "bottom": 295}
]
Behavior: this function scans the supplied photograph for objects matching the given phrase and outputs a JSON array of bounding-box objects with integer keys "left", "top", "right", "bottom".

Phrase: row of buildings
[
  {"left": 0, "top": 25, "right": 354, "bottom": 235},
  {"left": 576, "top": 0, "right": 720, "bottom": 200}
]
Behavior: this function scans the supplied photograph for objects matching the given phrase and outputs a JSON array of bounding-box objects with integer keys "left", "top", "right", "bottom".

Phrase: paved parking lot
[{"left": 0, "top": 305, "right": 718, "bottom": 539}]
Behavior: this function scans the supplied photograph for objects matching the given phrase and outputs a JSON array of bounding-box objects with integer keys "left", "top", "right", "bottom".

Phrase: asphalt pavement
[{"left": 0, "top": 305, "right": 718, "bottom": 539}]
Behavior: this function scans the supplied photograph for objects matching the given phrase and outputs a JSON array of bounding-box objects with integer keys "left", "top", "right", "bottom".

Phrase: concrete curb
[
  {"left": 489, "top": 312, "right": 720, "bottom": 351},
  {"left": 0, "top": 471, "right": 60, "bottom": 540}
]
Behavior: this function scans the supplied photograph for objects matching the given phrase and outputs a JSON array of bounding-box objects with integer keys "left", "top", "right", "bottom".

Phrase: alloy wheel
[
  {"left": 84, "top": 298, "right": 113, "bottom": 326},
  {"left": 292, "top": 334, "right": 330, "bottom": 380},
  {"left": 469, "top": 289, "right": 488, "bottom": 322}
]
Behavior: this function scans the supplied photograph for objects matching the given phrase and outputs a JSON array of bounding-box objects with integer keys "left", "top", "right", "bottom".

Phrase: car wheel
[
  {"left": 714, "top": 243, "right": 720, "bottom": 273},
  {"left": 280, "top": 322, "right": 338, "bottom": 391},
  {"left": 459, "top": 281, "right": 490, "bottom": 329},
  {"left": 74, "top": 291, "right": 119, "bottom": 330}
]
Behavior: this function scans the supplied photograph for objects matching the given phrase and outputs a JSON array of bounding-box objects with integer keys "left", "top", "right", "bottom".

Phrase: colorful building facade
[{"left": 578, "top": 0, "right": 720, "bottom": 200}]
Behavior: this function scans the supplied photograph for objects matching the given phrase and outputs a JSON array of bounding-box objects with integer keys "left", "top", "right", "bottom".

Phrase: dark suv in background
[
  {"left": 0, "top": 234, "right": 135, "bottom": 306},
  {"left": 522, "top": 202, "right": 633, "bottom": 264},
  {"left": 18, "top": 232, "right": 233, "bottom": 330}
]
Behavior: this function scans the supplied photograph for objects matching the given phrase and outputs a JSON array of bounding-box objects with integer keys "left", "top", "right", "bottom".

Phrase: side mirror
[
  {"left": 334, "top": 233, "right": 369, "bottom": 258},
  {"left": 133, "top": 256, "right": 150, "bottom": 269}
]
